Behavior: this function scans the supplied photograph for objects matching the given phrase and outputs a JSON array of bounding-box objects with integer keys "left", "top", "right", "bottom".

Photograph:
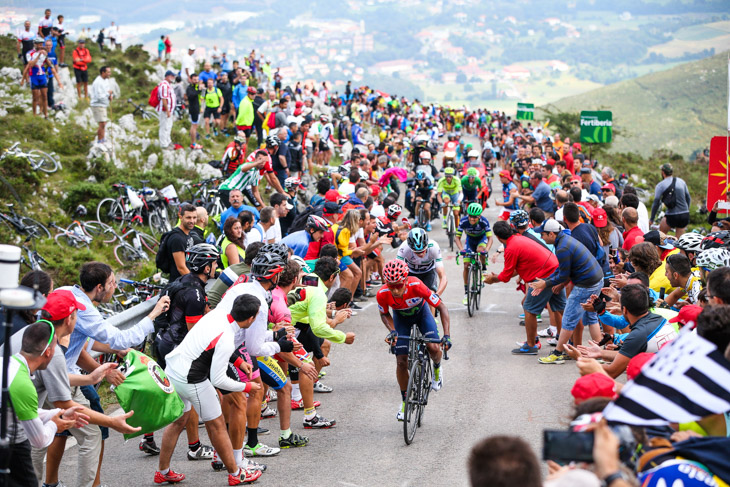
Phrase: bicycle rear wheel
[
  {"left": 403, "top": 358, "right": 422, "bottom": 445},
  {"left": 19, "top": 217, "right": 51, "bottom": 240},
  {"left": 82, "top": 220, "right": 113, "bottom": 239},
  {"left": 28, "top": 150, "right": 60, "bottom": 173},
  {"left": 148, "top": 207, "right": 170, "bottom": 237},
  {"left": 55, "top": 232, "right": 88, "bottom": 248},
  {"left": 137, "top": 231, "right": 159, "bottom": 254},
  {"left": 97, "top": 198, "right": 125, "bottom": 227},
  {"left": 114, "top": 243, "right": 144, "bottom": 267}
]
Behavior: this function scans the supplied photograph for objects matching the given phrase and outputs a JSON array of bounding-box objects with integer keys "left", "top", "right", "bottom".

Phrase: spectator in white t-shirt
[
  {"left": 108, "top": 22, "right": 119, "bottom": 49},
  {"left": 268, "top": 193, "right": 291, "bottom": 242},
  {"left": 258, "top": 206, "right": 276, "bottom": 243},
  {"left": 181, "top": 45, "right": 196, "bottom": 85}
]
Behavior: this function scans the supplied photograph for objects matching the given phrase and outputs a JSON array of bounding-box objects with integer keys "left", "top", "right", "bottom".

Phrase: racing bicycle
[
  {"left": 458, "top": 250, "right": 486, "bottom": 317},
  {"left": 21, "top": 236, "right": 49, "bottom": 271},
  {"left": 1, "top": 142, "right": 60, "bottom": 173},
  {"left": 127, "top": 98, "right": 159, "bottom": 121},
  {"left": 443, "top": 202, "right": 457, "bottom": 251},
  {"left": 397, "top": 324, "right": 448, "bottom": 445},
  {"left": 0, "top": 204, "right": 51, "bottom": 240}
]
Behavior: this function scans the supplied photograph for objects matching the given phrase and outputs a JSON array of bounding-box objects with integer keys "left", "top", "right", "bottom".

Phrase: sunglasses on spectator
[
  {"left": 571, "top": 181, "right": 581, "bottom": 185},
  {"left": 37, "top": 319, "right": 55, "bottom": 356}
]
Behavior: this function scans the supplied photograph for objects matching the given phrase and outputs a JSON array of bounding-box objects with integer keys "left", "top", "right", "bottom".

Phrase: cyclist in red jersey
[{"left": 377, "top": 259, "right": 452, "bottom": 421}]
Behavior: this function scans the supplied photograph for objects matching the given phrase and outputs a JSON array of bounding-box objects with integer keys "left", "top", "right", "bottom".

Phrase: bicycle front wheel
[
  {"left": 19, "top": 217, "right": 51, "bottom": 240},
  {"left": 474, "top": 262, "right": 482, "bottom": 310},
  {"left": 137, "top": 231, "right": 159, "bottom": 254},
  {"left": 82, "top": 220, "right": 113, "bottom": 239},
  {"left": 467, "top": 265, "right": 478, "bottom": 317},
  {"left": 28, "top": 150, "right": 60, "bottom": 173},
  {"left": 114, "top": 244, "right": 144, "bottom": 267},
  {"left": 417, "top": 357, "right": 432, "bottom": 427},
  {"left": 148, "top": 207, "right": 170, "bottom": 237},
  {"left": 55, "top": 232, "right": 88, "bottom": 248},
  {"left": 447, "top": 214, "right": 455, "bottom": 251},
  {"left": 403, "top": 358, "right": 422, "bottom": 445},
  {"left": 97, "top": 198, "right": 125, "bottom": 227}
]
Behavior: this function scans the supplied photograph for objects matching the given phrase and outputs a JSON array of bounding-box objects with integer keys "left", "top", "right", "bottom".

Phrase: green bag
[{"left": 112, "top": 350, "right": 185, "bottom": 440}]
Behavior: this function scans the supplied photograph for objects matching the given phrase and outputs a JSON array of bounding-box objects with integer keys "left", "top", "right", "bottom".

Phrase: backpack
[
  {"left": 152, "top": 278, "right": 198, "bottom": 335},
  {"left": 148, "top": 84, "right": 160, "bottom": 108},
  {"left": 288, "top": 204, "right": 324, "bottom": 233},
  {"left": 155, "top": 228, "right": 181, "bottom": 273},
  {"left": 661, "top": 177, "right": 677, "bottom": 209}
]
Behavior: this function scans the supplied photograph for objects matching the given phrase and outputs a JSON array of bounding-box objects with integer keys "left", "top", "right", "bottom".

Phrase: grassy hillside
[{"left": 541, "top": 51, "right": 728, "bottom": 158}]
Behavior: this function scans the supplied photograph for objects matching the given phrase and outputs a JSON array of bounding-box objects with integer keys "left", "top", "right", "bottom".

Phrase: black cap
[
  {"left": 323, "top": 201, "right": 342, "bottom": 214},
  {"left": 579, "top": 167, "right": 591, "bottom": 174}
]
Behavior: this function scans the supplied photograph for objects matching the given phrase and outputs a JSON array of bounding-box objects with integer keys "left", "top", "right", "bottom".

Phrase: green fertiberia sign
[
  {"left": 516, "top": 103, "right": 534, "bottom": 120},
  {"left": 580, "top": 111, "right": 613, "bottom": 144}
]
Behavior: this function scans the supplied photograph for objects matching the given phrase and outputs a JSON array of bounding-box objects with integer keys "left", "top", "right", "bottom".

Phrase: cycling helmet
[
  {"left": 467, "top": 149, "right": 480, "bottom": 159},
  {"left": 454, "top": 123, "right": 462, "bottom": 130},
  {"left": 250, "top": 251, "right": 286, "bottom": 280},
  {"left": 234, "top": 135, "right": 246, "bottom": 144},
  {"left": 448, "top": 133, "right": 456, "bottom": 141},
  {"left": 290, "top": 255, "right": 310, "bottom": 272},
  {"left": 387, "top": 204, "right": 402, "bottom": 219},
  {"left": 416, "top": 171, "right": 427, "bottom": 181},
  {"left": 466, "top": 202, "right": 483, "bottom": 217},
  {"left": 186, "top": 243, "right": 220, "bottom": 273},
  {"left": 382, "top": 259, "right": 409, "bottom": 283},
  {"left": 701, "top": 231, "right": 730, "bottom": 250},
  {"left": 418, "top": 151, "right": 432, "bottom": 161},
  {"left": 407, "top": 228, "right": 429, "bottom": 252},
  {"left": 444, "top": 167, "right": 455, "bottom": 176},
  {"left": 696, "top": 248, "right": 730, "bottom": 271},
  {"left": 75, "top": 204, "right": 88, "bottom": 216},
  {"left": 509, "top": 209, "right": 530, "bottom": 228},
  {"left": 306, "top": 215, "right": 330, "bottom": 232},
  {"left": 675, "top": 232, "right": 705, "bottom": 253},
  {"left": 320, "top": 114, "right": 329, "bottom": 122},
  {"left": 466, "top": 167, "right": 478, "bottom": 178},
  {"left": 265, "top": 135, "right": 280, "bottom": 148},
  {"left": 284, "top": 177, "right": 302, "bottom": 191},
  {"left": 259, "top": 242, "right": 289, "bottom": 263},
  {"left": 327, "top": 166, "right": 339, "bottom": 176},
  {"left": 466, "top": 143, "right": 473, "bottom": 150}
]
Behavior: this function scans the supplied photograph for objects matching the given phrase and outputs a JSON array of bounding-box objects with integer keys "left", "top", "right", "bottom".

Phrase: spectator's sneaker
[
  {"left": 260, "top": 406, "right": 277, "bottom": 418},
  {"left": 432, "top": 366, "right": 443, "bottom": 391},
  {"left": 396, "top": 402, "right": 405, "bottom": 421},
  {"left": 228, "top": 468, "right": 262, "bottom": 485},
  {"left": 514, "top": 340, "right": 541, "bottom": 350},
  {"left": 139, "top": 438, "right": 160, "bottom": 455},
  {"left": 266, "top": 390, "right": 277, "bottom": 402},
  {"left": 279, "top": 432, "right": 309, "bottom": 448},
  {"left": 43, "top": 482, "right": 68, "bottom": 487},
  {"left": 350, "top": 302, "right": 362, "bottom": 310},
  {"left": 511, "top": 344, "right": 539, "bottom": 355},
  {"left": 518, "top": 312, "right": 525, "bottom": 319},
  {"left": 257, "top": 426, "right": 270, "bottom": 435},
  {"left": 547, "top": 338, "right": 558, "bottom": 347},
  {"left": 352, "top": 295, "right": 366, "bottom": 302},
  {"left": 537, "top": 326, "right": 556, "bottom": 338},
  {"left": 425, "top": 222, "right": 432, "bottom": 231},
  {"left": 363, "top": 289, "right": 376, "bottom": 298},
  {"left": 303, "top": 414, "right": 336, "bottom": 429},
  {"left": 313, "top": 381, "right": 333, "bottom": 393},
  {"left": 187, "top": 444, "right": 215, "bottom": 460},
  {"left": 154, "top": 470, "right": 185, "bottom": 484},
  {"left": 291, "top": 399, "right": 321, "bottom": 410},
  {"left": 243, "top": 443, "right": 280, "bottom": 457},
  {"left": 538, "top": 351, "right": 567, "bottom": 364}
]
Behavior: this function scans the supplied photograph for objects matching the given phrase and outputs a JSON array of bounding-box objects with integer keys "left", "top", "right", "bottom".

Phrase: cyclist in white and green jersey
[
  {"left": 436, "top": 167, "right": 462, "bottom": 228},
  {"left": 1, "top": 321, "right": 85, "bottom": 485}
]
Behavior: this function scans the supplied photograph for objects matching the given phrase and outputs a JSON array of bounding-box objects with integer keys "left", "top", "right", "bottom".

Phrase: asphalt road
[{"left": 54, "top": 144, "right": 580, "bottom": 487}]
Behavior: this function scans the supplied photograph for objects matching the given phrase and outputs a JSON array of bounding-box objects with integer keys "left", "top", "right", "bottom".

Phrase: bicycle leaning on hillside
[
  {"left": 1, "top": 142, "right": 61, "bottom": 173},
  {"left": 0, "top": 204, "right": 51, "bottom": 240}
]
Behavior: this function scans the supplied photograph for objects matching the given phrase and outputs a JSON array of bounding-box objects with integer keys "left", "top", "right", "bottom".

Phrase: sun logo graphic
[{"left": 707, "top": 137, "right": 730, "bottom": 212}]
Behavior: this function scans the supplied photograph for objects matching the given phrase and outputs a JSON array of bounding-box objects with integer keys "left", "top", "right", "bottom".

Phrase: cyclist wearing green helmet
[
  {"left": 455, "top": 202, "right": 493, "bottom": 304},
  {"left": 436, "top": 166, "right": 463, "bottom": 227},
  {"left": 461, "top": 167, "right": 483, "bottom": 204}
]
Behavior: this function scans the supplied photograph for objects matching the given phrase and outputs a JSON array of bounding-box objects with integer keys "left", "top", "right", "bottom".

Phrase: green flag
[
  {"left": 516, "top": 103, "right": 534, "bottom": 120},
  {"left": 112, "top": 350, "right": 185, "bottom": 439},
  {"left": 580, "top": 111, "right": 613, "bottom": 144}
]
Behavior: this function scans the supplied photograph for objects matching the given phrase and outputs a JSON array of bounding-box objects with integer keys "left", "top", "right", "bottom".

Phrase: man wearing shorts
[
  {"left": 21, "top": 37, "right": 61, "bottom": 118},
  {"left": 89, "top": 66, "right": 113, "bottom": 143},
  {"left": 203, "top": 78, "right": 223, "bottom": 138},
  {"left": 158, "top": 295, "right": 263, "bottom": 485},
  {"left": 485, "top": 221, "right": 564, "bottom": 355},
  {"left": 72, "top": 39, "right": 92, "bottom": 99},
  {"left": 529, "top": 219, "right": 605, "bottom": 365}
]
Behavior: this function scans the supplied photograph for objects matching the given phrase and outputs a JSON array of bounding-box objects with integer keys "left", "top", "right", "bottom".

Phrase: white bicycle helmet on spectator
[
  {"left": 675, "top": 232, "right": 704, "bottom": 253},
  {"left": 284, "top": 177, "right": 303, "bottom": 191},
  {"left": 387, "top": 204, "right": 402, "bottom": 219},
  {"left": 306, "top": 215, "right": 330, "bottom": 232},
  {"left": 696, "top": 248, "right": 730, "bottom": 271},
  {"left": 265, "top": 135, "right": 280, "bottom": 148}
]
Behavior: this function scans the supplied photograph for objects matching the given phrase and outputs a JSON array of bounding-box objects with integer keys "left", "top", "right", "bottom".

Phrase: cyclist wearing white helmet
[
  {"left": 696, "top": 247, "right": 730, "bottom": 281},
  {"left": 281, "top": 215, "right": 331, "bottom": 261},
  {"left": 436, "top": 167, "right": 463, "bottom": 227}
]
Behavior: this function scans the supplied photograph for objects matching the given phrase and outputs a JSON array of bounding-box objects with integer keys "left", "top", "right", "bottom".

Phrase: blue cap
[{"left": 164, "top": 70, "right": 175, "bottom": 77}]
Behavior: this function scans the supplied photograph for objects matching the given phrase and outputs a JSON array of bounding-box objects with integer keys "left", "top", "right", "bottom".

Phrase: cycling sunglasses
[
  {"left": 386, "top": 281, "right": 406, "bottom": 290},
  {"left": 37, "top": 319, "right": 56, "bottom": 356}
]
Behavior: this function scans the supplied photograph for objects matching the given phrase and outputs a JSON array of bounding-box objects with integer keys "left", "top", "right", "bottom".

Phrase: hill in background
[{"left": 541, "top": 51, "right": 728, "bottom": 158}]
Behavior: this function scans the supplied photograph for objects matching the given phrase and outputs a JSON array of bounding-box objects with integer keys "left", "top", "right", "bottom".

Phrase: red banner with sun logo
[{"left": 707, "top": 137, "right": 730, "bottom": 214}]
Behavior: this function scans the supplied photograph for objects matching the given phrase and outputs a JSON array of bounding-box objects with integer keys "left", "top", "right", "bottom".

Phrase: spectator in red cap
[
  {"left": 495, "top": 170, "right": 519, "bottom": 221},
  {"left": 593, "top": 207, "right": 625, "bottom": 260},
  {"left": 668, "top": 304, "right": 703, "bottom": 329},
  {"left": 601, "top": 183, "right": 616, "bottom": 199},
  {"left": 626, "top": 352, "right": 654, "bottom": 381},
  {"left": 571, "top": 372, "right": 617, "bottom": 404}
]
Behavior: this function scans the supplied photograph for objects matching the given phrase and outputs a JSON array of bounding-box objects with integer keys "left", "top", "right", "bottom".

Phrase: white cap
[
  {"left": 188, "top": 44, "right": 196, "bottom": 51},
  {"left": 540, "top": 219, "right": 563, "bottom": 234}
]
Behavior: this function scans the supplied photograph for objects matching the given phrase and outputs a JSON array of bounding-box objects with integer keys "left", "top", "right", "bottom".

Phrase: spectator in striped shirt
[
  {"left": 529, "top": 218, "right": 605, "bottom": 365},
  {"left": 157, "top": 70, "right": 176, "bottom": 150}
]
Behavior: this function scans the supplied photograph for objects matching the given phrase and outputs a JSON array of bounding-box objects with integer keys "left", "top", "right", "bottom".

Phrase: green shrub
[
  {"left": 62, "top": 181, "right": 109, "bottom": 214},
  {"left": 0, "top": 155, "right": 41, "bottom": 204},
  {"left": 48, "top": 123, "right": 94, "bottom": 155},
  {"left": 6, "top": 106, "right": 24, "bottom": 115}
]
